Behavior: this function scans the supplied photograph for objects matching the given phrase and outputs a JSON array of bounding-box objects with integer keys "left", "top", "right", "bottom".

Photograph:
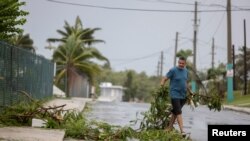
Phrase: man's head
[{"left": 178, "top": 57, "right": 186, "bottom": 69}]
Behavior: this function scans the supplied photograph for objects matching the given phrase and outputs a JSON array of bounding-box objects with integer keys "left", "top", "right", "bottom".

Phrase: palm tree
[
  {"left": 11, "top": 33, "right": 36, "bottom": 53},
  {"left": 176, "top": 49, "right": 192, "bottom": 60},
  {"left": 49, "top": 17, "right": 109, "bottom": 97},
  {"left": 47, "top": 16, "right": 104, "bottom": 47}
]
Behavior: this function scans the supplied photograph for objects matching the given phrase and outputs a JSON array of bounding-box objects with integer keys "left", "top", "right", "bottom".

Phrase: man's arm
[
  {"left": 186, "top": 82, "right": 194, "bottom": 95},
  {"left": 160, "top": 76, "right": 169, "bottom": 86}
]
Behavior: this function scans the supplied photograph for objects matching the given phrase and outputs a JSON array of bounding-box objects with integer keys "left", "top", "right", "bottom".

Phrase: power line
[
  {"left": 112, "top": 51, "right": 160, "bottom": 66},
  {"left": 138, "top": 0, "right": 250, "bottom": 9},
  {"left": 137, "top": 0, "right": 203, "bottom": 6},
  {"left": 47, "top": 0, "right": 250, "bottom": 13},
  {"left": 111, "top": 51, "right": 160, "bottom": 61},
  {"left": 211, "top": 12, "right": 226, "bottom": 37},
  {"left": 112, "top": 46, "right": 174, "bottom": 67},
  {"left": 138, "top": 0, "right": 239, "bottom": 8}
]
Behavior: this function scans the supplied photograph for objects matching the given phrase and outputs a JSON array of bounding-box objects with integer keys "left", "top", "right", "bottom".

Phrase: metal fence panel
[{"left": 0, "top": 41, "right": 54, "bottom": 111}]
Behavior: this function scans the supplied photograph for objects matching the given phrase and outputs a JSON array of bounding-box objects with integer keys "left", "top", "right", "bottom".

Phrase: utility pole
[
  {"left": 160, "top": 51, "right": 164, "bottom": 77},
  {"left": 192, "top": 1, "right": 198, "bottom": 93},
  {"left": 174, "top": 32, "right": 179, "bottom": 67},
  {"left": 232, "top": 45, "right": 236, "bottom": 90},
  {"left": 226, "top": 0, "right": 234, "bottom": 102},
  {"left": 212, "top": 38, "right": 215, "bottom": 69},
  {"left": 157, "top": 61, "right": 160, "bottom": 77},
  {"left": 243, "top": 19, "right": 247, "bottom": 95}
]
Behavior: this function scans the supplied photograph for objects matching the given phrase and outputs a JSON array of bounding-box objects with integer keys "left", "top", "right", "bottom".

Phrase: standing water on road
[
  {"left": 87, "top": 101, "right": 250, "bottom": 141},
  {"left": 87, "top": 101, "right": 150, "bottom": 129}
]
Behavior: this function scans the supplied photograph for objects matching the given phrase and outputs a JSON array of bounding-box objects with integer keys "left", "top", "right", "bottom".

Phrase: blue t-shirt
[{"left": 166, "top": 67, "right": 188, "bottom": 99}]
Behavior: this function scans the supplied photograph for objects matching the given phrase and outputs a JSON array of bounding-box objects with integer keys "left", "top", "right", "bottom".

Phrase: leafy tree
[
  {"left": 95, "top": 66, "right": 162, "bottom": 102},
  {"left": 207, "top": 63, "right": 226, "bottom": 80},
  {"left": 11, "top": 33, "right": 36, "bottom": 53},
  {"left": 123, "top": 70, "right": 136, "bottom": 101},
  {"left": 235, "top": 47, "right": 250, "bottom": 90},
  {"left": 176, "top": 49, "right": 192, "bottom": 60},
  {"left": 0, "top": 0, "right": 28, "bottom": 42},
  {"left": 196, "top": 70, "right": 207, "bottom": 81},
  {"left": 133, "top": 72, "right": 160, "bottom": 102}
]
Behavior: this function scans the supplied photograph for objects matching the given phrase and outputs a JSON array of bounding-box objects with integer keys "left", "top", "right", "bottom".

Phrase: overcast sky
[{"left": 22, "top": 0, "right": 250, "bottom": 76}]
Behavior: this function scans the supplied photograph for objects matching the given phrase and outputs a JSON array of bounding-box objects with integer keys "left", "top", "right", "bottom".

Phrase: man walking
[{"left": 160, "top": 56, "right": 190, "bottom": 135}]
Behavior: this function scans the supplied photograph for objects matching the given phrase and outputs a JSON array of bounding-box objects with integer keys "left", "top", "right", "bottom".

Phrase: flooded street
[
  {"left": 87, "top": 101, "right": 150, "bottom": 129},
  {"left": 87, "top": 101, "right": 250, "bottom": 141}
]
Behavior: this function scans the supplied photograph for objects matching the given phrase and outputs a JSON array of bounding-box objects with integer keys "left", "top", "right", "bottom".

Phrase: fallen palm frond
[
  {"left": 0, "top": 90, "right": 190, "bottom": 140},
  {"left": 0, "top": 91, "right": 68, "bottom": 127}
]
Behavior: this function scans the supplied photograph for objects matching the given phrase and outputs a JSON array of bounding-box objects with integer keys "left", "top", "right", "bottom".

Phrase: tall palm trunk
[{"left": 66, "top": 65, "right": 77, "bottom": 97}]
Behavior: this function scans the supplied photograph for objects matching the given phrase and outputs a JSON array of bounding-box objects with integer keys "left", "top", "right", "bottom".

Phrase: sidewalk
[
  {"left": 223, "top": 105, "right": 250, "bottom": 114},
  {"left": 0, "top": 97, "right": 92, "bottom": 141},
  {"left": 0, "top": 127, "right": 65, "bottom": 141}
]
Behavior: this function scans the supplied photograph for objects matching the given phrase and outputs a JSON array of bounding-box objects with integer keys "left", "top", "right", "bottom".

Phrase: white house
[{"left": 98, "top": 82, "right": 125, "bottom": 102}]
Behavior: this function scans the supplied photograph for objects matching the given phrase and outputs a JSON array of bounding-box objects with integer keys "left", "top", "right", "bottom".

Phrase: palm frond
[
  {"left": 56, "top": 30, "right": 68, "bottom": 37},
  {"left": 53, "top": 47, "right": 67, "bottom": 61}
]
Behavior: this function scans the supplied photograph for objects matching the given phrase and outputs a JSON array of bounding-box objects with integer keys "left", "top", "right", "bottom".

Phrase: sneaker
[
  {"left": 181, "top": 132, "right": 190, "bottom": 139},
  {"left": 181, "top": 132, "right": 187, "bottom": 137}
]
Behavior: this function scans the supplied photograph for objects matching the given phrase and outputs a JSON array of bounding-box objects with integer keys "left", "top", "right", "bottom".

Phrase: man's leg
[
  {"left": 176, "top": 114, "right": 184, "bottom": 133},
  {"left": 166, "top": 99, "right": 179, "bottom": 131},
  {"left": 177, "top": 99, "right": 187, "bottom": 133},
  {"left": 168, "top": 98, "right": 186, "bottom": 133},
  {"left": 165, "top": 113, "right": 176, "bottom": 131}
]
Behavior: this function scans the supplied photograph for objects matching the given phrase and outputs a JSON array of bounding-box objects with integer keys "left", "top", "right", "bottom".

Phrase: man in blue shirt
[{"left": 160, "top": 56, "right": 190, "bottom": 135}]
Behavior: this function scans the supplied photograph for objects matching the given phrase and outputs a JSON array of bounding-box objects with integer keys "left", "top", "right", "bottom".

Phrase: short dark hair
[{"left": 179, "top": 56, "right": 186, "bottom": 61}]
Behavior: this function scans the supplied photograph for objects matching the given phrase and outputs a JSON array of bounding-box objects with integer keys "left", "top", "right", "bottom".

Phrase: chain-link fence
[{"left": 0, "top": 41, "right": 54, "bottom": 111}]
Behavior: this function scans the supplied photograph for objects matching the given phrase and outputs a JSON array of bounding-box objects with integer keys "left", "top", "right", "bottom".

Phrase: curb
[{"left": 223, "top": 105, "right": 250, "bottom": 115}]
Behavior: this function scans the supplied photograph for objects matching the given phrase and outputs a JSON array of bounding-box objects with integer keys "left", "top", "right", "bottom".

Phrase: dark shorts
[{"left": 171, "top": 98, "right": 186, "bottom": 115}]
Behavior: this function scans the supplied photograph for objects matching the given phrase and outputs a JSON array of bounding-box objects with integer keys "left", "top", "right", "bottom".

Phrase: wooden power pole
[
  {"left": 192, "top": 1, "right": 198, "bottom": 93},
  {"left": 174, "top": 32, "right": 179, "bottom": 67}
]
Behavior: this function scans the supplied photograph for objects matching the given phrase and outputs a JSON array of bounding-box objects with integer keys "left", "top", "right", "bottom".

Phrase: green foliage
[
  {"left": 123, "top": 70, "right": 136, "bottom": 101},
  {"left": 0, "top": 0, "right": 29, "bottom": 41},
  {"left": 0, "top": 100, "right": 44, "bottom": 126},
  {"left": 0, "top": 98, "right": 189, "bottom": 140},
  {"left": 63, "top": 112, "right": 89, "bottom": 138},
  {"left": 207, "top": 64, "right": 226, "bottom": 80},
  {"left": 186, "top": 88, "right": 223, "bottom": 111},
  {"left": 96, "top": 68, "right": 161, "bottom": 102},
  {"left": 139, "top": 86, "right": 172, "bottom": 130},
  {"left": 47, "top": 16, "right": 104, "bottom": 46},
  {"left": 134, "top": 129, "right": 186, "bottom": 141},
  {"left": 176, "top": 49, "right": 192, "bottom": 60},
  {"left": 207, "top": 92, "right": 223, "bottom": 111},
  {"left": 224, "top": 90, "right": 250, "bottom": 106},
  {"left": 235, "top": 47, "right": 250, "bottom": 90},
  {"left": 46, "top": 118, "right": 61, "bottom": 129},
  {"left": 48, "top": 16, "right": 109, "bottom": 97},
  {"left": 11, "top": 33, "right": 36, "bottom": 53}
]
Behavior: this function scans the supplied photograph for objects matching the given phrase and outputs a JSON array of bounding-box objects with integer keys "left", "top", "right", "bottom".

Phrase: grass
[{"left": 224, "top": 91, "right": 250, "bottom": 107}]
